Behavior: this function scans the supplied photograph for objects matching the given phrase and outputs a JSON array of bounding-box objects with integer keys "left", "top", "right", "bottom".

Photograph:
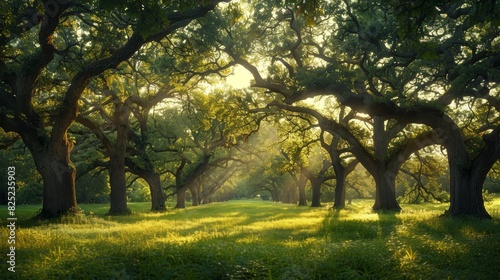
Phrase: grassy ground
[{"left": 1, "top": 197, "right": 500, "bottom": 279}]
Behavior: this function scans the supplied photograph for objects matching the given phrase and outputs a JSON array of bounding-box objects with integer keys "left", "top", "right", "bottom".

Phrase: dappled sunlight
[{"left": 2, "top": 199, "right": 500, "bottom": 279}]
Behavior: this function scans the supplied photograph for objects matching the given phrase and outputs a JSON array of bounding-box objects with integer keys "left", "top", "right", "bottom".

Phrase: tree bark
[
  {"left": 202, "top": 192, "right": 211, "bottom": 204},
  {"left": 303, "top": 161, "right": 332, "bottom": 208},
  {"left": 332, "top": 167, "right": 346, "bottom": 208},
  {"left": 310, "top": 179, "right": 322, "bottom": 207},
  {"left": 370, "top": 117, "right": 402, "bottom": 211},
  {"left": 371, "top": 168, "right": 401, "bottom": 211},
  {"left": 190, "top": 185, "right": 200, "bottom": 206},
  {"left": 124, "top": 155, "right": 167, "bottom": 211},
  {"left": 444, "top": 126, "right": 499, "bottom": 218},
  {"left": 141, "top": 171, "right": 166, "bottom": 211},
  {"left": 108, "top": 102, "right": 130, "bottom": 215},
  {"left": 108, "top": 151, "right": 129, "bottom": 214},
  {"left": 175, "top": 186, "right": 188, "bottom": 208},
  {"left": 447, "top": 169, "right": 490, "bottom": 218},
  {"left": 34, "top": 143, "right": 78, "bottom": 218},
  {"left": 19, "top": 125, "right": 78, "bottom": 218},
  {"left": 325, "top": 135, "right": 358, "bottom": 209}
]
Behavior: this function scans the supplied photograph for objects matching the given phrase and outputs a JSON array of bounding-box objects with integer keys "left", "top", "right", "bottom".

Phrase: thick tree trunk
[
  {"left": 108, "top": 153, "right": 129, "bottom": 214},
  {"left": 35, "top": 145, "right": 78, "bottom": 218},
  {"left": 108, "top": 103, "right": 131, "bottom": 215},
  {"left": 310, "top": 180, "right": 322, "bottom": 207},
  {"left": 124, "top": 157, "right": 166, "bottom": 211},
  {"left": 371, "top": 117, "right": 401, "bottom": 212},
  {"left": 444, "top": 130, "right": 497, "bottom": 218},
  {"left": 316, "top": 83, "right": 497, "bottom": 218},
  {"left": 372, "top": 169, "right": 401, "bottom": 211},
  {"left": 25, "top": 131, "right": 78, "bottom": 218},
  {"left": 142, "top": 171, "right": 166, "bottom": 211},
  {"left": 447, "top": 168, "right": 490, "bottom": 218},
  {"left": 333, "top": 169, "right": 346, "bottom": 209},
  {"left": 175, "top": 186, "right": 187, "bottom": 208}
]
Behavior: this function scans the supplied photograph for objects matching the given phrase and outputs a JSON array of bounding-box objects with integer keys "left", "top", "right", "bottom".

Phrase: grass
[{"left": 1, "top": 197, "right": 500, "bottom": 279}]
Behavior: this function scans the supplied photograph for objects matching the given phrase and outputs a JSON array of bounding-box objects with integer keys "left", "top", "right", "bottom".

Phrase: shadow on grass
[{"left": 322, "top": 208, "right": 401, "bottom": 242}]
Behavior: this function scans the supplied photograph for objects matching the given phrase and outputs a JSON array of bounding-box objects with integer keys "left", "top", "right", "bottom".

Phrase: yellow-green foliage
[{"left": 1, "top": 198, "right": 499, "bottom": 279}]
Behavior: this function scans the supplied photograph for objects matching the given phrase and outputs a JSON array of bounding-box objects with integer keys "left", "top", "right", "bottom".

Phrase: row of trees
[
  {"left": 1, "top": 0, "right": 498, "bottom": 218},
  {"left": 192, "top": 0, "right": 499, "bottom": 218}
]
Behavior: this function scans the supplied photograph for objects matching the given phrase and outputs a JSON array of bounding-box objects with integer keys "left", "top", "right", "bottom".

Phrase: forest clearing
[{"left": 2, "top": 198, "right": 500, "bottom": 279}]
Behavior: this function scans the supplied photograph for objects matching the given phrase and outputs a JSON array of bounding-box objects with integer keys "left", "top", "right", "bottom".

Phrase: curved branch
[{"left": 269, "top": 100, "right": 376, "bottom": 173}]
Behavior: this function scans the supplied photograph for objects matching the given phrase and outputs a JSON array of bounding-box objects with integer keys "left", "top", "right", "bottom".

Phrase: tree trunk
[
  {"left": 297, "top": 174, "right": 307, "bottom": 206},
  {"left": 190, "top": 186, "right": 200, "bottom": 206},
  {"left": 24, "top": 130, "right": 78, "bottom": 218},
  {"left": 108, "top": 103, "right": 130, "bottom": 215},
  {"left": 370, "top": 117, "right": 401, "bottom": 212},
  {"left": 142, "top": 171, "right": 166, "bottom": 211},
  {"left": 444, "top": 129, "right": 498, "bottom": 218},
  {"left": 333, "top": 168, "right": 346, "bottom": 209},
  {"left": 202, "top": 193, "right": 211, "bottom": 204},
  {"left": 310, "top": 180, "right": 322, "bottom": 207},
  {"left": 108, "top": 153, "right": 129, "bottom": 214},
  {"left": 124, "top": 157, "right": 166, "bottom": 211},
  {"left": 372, "top": 169, "right": 401, "bottom": 211},
  {"left": 35, "top": 144, "right": 78, "bottom": 218},
  {"left": 175, "top": 186, "right": 187, "bottom": 208},
  {"left": 447, "top": 168, "right": 490, "bottom": 218}
]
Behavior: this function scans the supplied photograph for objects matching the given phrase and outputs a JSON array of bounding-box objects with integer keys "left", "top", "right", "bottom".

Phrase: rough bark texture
[
  {"left": 322, "top": 130, "right": 359, "bottom": 209},
  {"left": 21, "top": 123, "right": 78, "bottom": 218},
  {"left": 108, "top": 153, "right": 128, "bottom": 214},
  {"left": 310, "top": 179, "right": 322, "bottom": 207},
  {"left": 141, "top": 171, "right": 166, "bottom": 211},
  {"left": 175, "top": 186, "right": 188, "bottom": 209},
  {"left": 108, "top": 102, "right": 130, "bottom": 215},
  {"left": 35, "top": 147, "right": 78, "bottom": 218},
  {"left": 332, "top": 167, "right": 346, "bottom": 208},
  {"left": 372, "top": 169, "right": 401, "bottom": 211},
  {"left": 444, "top": 125, "right": 499, "bottom": 218},
  {"left": 370, "top": 117, "right": 401, "bottom": 211}
]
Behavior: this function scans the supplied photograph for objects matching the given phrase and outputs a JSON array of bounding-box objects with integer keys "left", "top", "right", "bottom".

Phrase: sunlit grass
[{"left": 1, "top": 197, "right": 499, "bottom": 279}]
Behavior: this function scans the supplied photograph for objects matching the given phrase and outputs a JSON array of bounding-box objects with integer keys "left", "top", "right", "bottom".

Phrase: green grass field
[{"left": 1, "top": 198, "right": 500, "bottom": 279}]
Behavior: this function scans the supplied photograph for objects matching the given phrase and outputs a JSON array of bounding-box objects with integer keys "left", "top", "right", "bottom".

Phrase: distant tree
[
  {"left": 319, "top": 129, "right": 358, "bottom": 209},
  {"left": 151, "top": 89, "right": 262, "bottom": 208}
]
